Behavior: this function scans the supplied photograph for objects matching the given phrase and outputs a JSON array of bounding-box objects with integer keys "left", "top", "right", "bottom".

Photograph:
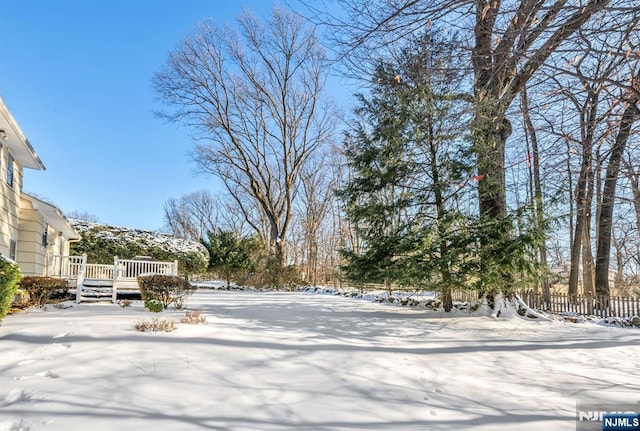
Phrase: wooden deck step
[
  {"left": 77, "top": 280, "right": 114, "bottom": 302},
  {"left": 82, "top": 279, "right": 114, "bottom": 287},
  {"left": 81, "top": 290, "right": 112, "bottom": 297},
  {"left": 77, "top": 296, "right": 112, "bottom": 302}
]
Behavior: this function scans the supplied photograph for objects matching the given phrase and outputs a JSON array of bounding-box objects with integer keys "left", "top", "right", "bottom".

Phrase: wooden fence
[
  {"left": 450, "top": 290, "right": 481, "bottom": 302},
  {"left": 520, "top": 291, "right": 640, "bottom": 318}
]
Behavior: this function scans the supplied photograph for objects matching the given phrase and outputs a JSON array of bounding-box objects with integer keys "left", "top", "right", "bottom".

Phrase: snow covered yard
[{"left": 1, "top": 291, "right": 639, "bottom": 431}]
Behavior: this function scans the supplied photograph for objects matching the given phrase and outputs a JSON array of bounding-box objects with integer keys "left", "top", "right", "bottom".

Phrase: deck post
[
  {"left": 76, "top": 253, "right": 87, "bottom": 303},
  {"left": 112, "top": 255, "right": 119, "bottom": 303}
]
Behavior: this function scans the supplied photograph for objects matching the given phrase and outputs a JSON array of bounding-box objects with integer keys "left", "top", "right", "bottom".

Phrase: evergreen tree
[
  {"left": 339, "top": 31, "right": 474, "bottom": 310},
  {"left": 340, "top": 31, "right": 546, "bottom": 309},
  {"left": 204, "top": 230, "right": 256, "bottom": 289}
]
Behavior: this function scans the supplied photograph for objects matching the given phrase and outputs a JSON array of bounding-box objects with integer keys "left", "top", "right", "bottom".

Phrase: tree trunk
[
  {"left": 568, "top": 171, "right": 588, "bottom": 298},
  {"left": 595, "top": 92, "right": 639, "bottom": 298},
  {"left": 474, "top": 97, "right": 512, "bottom": 296},
  {"left": 521, "top": 89, "right": 550, "bottom": 303},
  {"left": 581, "top": 223, "right": 595, "bottom": 295},
  {"left": 569, "top": 91, "right": 599, "bottom": 298},
  {"left": 475, "top": 101, "right": 510, "bottom": 221},
  {"left": 310, "top": 238, "right": 318, "bottom": 287},
  {"left": 566, "top": 141, "right": 575, "bottom": 255},
  {"left": 582, "top": 147, "right": 596, "bottom": 295}
]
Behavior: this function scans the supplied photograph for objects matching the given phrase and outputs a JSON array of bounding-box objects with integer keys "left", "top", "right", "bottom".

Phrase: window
[
  {"left": 9, "top": 239, "right": 17, "bottom": 261},
  {"left": 6, "top": 154, "right": 14, "bottom": 187},
  {"left": 42, "top": 223, "right": 49, "bottom": 247}
]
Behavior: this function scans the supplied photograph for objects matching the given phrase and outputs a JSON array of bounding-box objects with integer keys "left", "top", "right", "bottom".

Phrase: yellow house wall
[
  {"left": 0, "top": 144, "right": 23, "bottom": 259},
  {"left": 17, "top": 197, "right": 47, "bottom": 276}
]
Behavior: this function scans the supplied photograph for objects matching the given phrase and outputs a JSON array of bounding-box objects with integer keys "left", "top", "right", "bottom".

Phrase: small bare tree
[
  {"left": 298, "top": 152, "right": 336, "bottom": 286},
  {"left": 163, "top": 190, "right": 219, "bottom": 242},
  {"left": 163, "top": 190, "right": 257, "bottom": 241},
  {"left": 154, "top": 6, "right": 336, "bottom": 263},
  {"left": 66, "top": 210, "right": 100, "bottom": 223}
]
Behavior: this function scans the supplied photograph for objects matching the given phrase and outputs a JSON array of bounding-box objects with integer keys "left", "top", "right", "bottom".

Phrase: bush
[
  {"left": 242, "top": 255, "right": 303, "bottom": 290},
  {"left": 144, "top": 299, "right": 163, "bottom": 312},
  {"left": 0, "top": 256, "right": 21, "bottom": 321},
  {"left": 133, "top": 318, "right": 176, "bottom": 332},
  {"left": 180, "top": 309, "right": 206, "bottom": 324},
  {"left": 19, "top": 276, "right": 69, "bottom": 307},
  {"left": 119, "top": 299, "right": 132, "bottom": 308},
  {"left": 137, "top": 275, "right": 193, "bottom": 309}
]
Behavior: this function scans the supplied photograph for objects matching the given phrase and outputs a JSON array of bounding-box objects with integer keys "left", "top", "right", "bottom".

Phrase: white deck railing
[
  {"left": 84, "top": 264, "right": 117, "bottom": 280},
  {"left": 47, "top": 255, "right": 84, "bottom": 278},
  {"left": 116, "top": 258, "right": 178, "bottom": 280}
]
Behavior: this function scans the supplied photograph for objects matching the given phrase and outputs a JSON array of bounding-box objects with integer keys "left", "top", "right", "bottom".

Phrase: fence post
[
  {"left": 112, "top": 256, "right": 119, "bottom": 304},
  {"left": 76, "top": 254, "right": 87, "bottom": 303}
]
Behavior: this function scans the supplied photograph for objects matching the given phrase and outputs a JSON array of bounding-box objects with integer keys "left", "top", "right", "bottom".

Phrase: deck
[{"left": 48, "top": 254, "right": 179, "bottom": 303}]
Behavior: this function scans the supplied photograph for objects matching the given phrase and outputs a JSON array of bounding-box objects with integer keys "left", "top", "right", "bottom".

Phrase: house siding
[
  {"left": 0, "top": 144, "right": 23, "bottom": 259},
  {"left": 17, "top": 195, "right": 77, "bottom": 277},
  {"left": 17, "top": 197, "right": 47, "bottom": 276}
]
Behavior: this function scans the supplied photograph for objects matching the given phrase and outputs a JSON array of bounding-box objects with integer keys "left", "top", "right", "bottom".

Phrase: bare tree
[
  {"left": 154, "top": 6, "right": 336, "bottom": 263},
  {"left": 163, "top": 190, "right": 219, "bottom": 241},
  {"left": 66, "top": 210, "right": 100, "bottom": 223},
  {"left": 520, "top": 87, "right": 550, "bottom": 302},
  {"left": 163, "top": 190, "right": 257, "bottom": 242},
  {"left": 298, "top": 152, "right": 336, "bottom": 286}
]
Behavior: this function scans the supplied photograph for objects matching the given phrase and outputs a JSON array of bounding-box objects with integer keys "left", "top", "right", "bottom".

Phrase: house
[
  {"left": 0, "top": 96, "right": 80, "bottom": 276},
  {"left": 19, "top": 193, "right": 81, "bottom": 276},
  {"left": 0, "top": 95, "right": 177, "bottom": 303}
]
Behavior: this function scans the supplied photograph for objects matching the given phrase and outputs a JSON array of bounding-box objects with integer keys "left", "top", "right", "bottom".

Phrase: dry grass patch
[
  {"left": 180, "top": 309, "right": 207, "bottom": 324},
  {"left": 133, "top": 318, "right": 176, "bottom": 332}
]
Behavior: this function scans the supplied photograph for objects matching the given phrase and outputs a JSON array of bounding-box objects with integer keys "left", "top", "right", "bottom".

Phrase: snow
[{"left": 1, "top": 290, "right": 639, "bottom": 430}]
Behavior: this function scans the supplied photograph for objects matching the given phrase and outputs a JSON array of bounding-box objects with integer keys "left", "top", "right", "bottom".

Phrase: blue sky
[{"left": 0, "top": 0, "right": 294, "bottom": 231}]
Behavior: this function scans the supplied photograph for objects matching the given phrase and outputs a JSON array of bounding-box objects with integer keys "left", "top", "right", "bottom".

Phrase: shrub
[
  {"left": 19, "top": 276, "right": 69, "bottom": 307},
  {"left": 144, "top": 299, "right": 163, "bottom": 312},
  {"left": 180, "top": 309, "right": 206, "bottom": 324},
  {"left": 119, "top": 299, "right": 132, "bottom": 308},
  {"left": 242, "top": 254, "right": 303, "bottom": 290},
  {"left": 133, "top": 318, "right": 176, "bottom": 332},
  {"left": 137, "top": 275, "right": 193, "bottom": 309},
  {"left": 0, "top": 256, "right": 22, "bottom": 321}
]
